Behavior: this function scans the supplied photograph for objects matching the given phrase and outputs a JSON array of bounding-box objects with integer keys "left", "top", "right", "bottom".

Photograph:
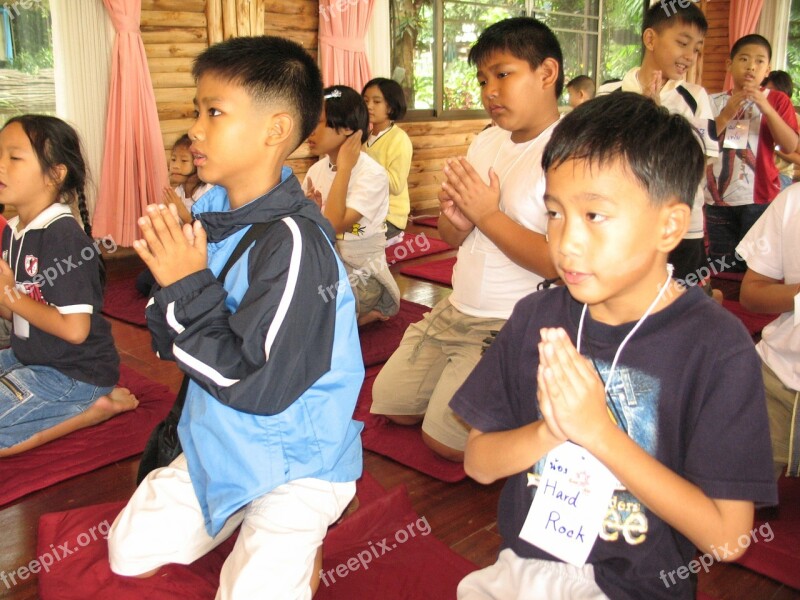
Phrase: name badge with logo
[
  {"left": 723, "top": 120, "right": 749, "bottom": 150},
  {"left": 519, "top": 441, "right": 618, "bottom": 566}
]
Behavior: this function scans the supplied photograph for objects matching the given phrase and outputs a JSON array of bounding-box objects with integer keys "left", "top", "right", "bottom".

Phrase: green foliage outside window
[
  {"left": 788, "top": 0, "right": 800, "bottom": 105},
  {"left": 393, "top": 0, "right": 645, "bottom": 114}
]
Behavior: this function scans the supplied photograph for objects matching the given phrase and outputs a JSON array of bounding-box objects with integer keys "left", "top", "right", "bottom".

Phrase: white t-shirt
[
  {"left": 176, "top": 182, "right": 212, "bottom": 215},
  {"left": 449, "top": 122, "right": 558, "bottom": 319},
  {"left": 736, "top": 184, "right": 800, "bottom": 390},
  {"left": 598, "top": 68, "right": 719, "bottom": 239},
  {"left": 303, "top": 153, "right": 389, "bottom": 241}
]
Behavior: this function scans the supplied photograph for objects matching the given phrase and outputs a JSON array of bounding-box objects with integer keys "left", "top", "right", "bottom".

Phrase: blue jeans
[
  {"left": 0, "top": 349, "right": 113, "bottom": 449},
  {"left": 705, "top": 204, "right": 769, "bottom": 274}
]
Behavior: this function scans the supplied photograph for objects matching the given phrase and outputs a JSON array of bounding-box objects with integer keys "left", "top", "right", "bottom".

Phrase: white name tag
[
  {"left": 519, "top": 441, "right": 618, "bottom": 566},
  {"left": 723, "top": 120, "right": 749, "bottom": 150},
  {"left": 12, "top": 312, "right": 29, "bottom": 340}
]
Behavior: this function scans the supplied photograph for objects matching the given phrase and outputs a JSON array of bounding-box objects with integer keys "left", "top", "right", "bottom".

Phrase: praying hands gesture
[
  {"left": 441, "top": 157, "right": 501, "bottom": 230},
  {"left": 536, "top": 327, "right": 612, "bottom": 449},
  {"left": 641, "top": 70, "right": 663, "bottom": 105},
  {"left": 304, "top": 177, "right": 323, "bottom": 209},
  {"left": 133, "top": 203, "right": 208, "bottom": 288}
]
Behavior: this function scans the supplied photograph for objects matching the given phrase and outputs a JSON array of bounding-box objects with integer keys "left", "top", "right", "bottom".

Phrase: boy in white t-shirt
[
  {"left": 304, "top": 86, "right": 400, "bottom": 326},
  {"left": 738, "top": 184, "right": 800, "bottom": 479},
  {"left": 597, "top": 3, "right": 719, "bottom": 288},
  {"left": 370, "top": 17, "right": 561, "bottom": 462}
]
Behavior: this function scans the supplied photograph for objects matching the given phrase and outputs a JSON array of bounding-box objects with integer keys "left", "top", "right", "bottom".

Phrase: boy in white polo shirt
[
  {"left": 597, "top": 2, "right": 718, "bottom": 287},
  {"left": 370, "top": 17, "right": 560, "bottom": 462},
  {"left": 738, "top": 184, "right": 800, "bottom": 479}
]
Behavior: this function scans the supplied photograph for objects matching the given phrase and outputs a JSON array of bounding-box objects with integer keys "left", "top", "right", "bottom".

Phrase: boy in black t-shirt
[{"left": 450, "top": 93, "right": 776, "bottom": 600}]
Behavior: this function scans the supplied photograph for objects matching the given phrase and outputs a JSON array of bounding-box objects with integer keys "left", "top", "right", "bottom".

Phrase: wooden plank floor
[{"left": 0, "top": 220, "right": 796, "bottom": 599}]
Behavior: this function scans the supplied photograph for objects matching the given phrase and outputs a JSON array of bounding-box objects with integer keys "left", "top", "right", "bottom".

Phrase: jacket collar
[{"left": 193, "top": 167, "right": 335, "bottom": 243}]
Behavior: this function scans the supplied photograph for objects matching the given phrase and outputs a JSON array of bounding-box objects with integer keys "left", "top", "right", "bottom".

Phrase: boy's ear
[
  {"left": 658, "top": 200, "right": 690, "bottom": 253},
  {"left": 642, "top": 28, "right": 657, "bottom": 52},
  {"left": 725, "top": 58, "right": 732, "bottom": 72},
  {"left": 539, "top": 57, "right": 560, "bottom": 91},
  {"left": 264, "top": 112, "right": 295, "bottom": 147}
]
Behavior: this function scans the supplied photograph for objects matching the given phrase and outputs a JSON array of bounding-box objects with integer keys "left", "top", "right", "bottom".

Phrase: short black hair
[
  {"left": 172, "top": 134, "right": 191, "bottom": 151},
  {"left": 192, "top": 36, "right": 322, "bottom": 150},
  {"left": 643, "top": 2, "right": 708, "bottom": 36},
  {"left": 323, "top": 85, "right": 370, "bottom": 144},
  {"left": 730, "top": 34, "right": 772, "bottom": 61},
  {"left": 566, "top": 75, "right": 596, "bottom": 98},
  {"left": 468, "top": 17, "right": 564, "bottom": 99},
  {"left": 763, "top": 70, "right": 793, "bottom": 97},
  {"left": 542, "top": 92, "right": 705, "bottom": 209},
  {"left": 362, "top": 77, "right": 408, "bottom": 121}
]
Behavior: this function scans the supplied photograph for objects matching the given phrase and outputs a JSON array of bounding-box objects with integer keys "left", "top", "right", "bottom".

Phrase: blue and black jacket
[{"left": 146, "top": 167, "right": 364, "bottom": 536}]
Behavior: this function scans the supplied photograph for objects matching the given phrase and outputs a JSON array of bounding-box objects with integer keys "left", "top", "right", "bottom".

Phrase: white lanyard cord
[{"left": 577, "top": 264, "right": 675, "bottom": 393}]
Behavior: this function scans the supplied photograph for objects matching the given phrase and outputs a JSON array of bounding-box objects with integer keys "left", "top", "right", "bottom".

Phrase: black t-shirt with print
[
  {"left": 451, "top": 286, "right": 777, "bottom": 600},
  {"left": 2, "top": 207, "right": 119, "bottom": 386}
]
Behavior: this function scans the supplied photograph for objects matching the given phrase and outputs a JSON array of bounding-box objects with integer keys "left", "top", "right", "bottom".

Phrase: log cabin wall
[
  {"left": 143, "top": 0, "right": 728, "bottom": 212},
  {"left": 702, "top": 0, "right": 731, "bottom": 95}
]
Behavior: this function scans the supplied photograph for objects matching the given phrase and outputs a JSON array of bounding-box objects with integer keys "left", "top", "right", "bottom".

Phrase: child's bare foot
[
  {"left": 89, "top": 387, "right": 139, "bottom": 421},
  {"left": 0, "top": 388, "right": 138, "bottom": 457},
  {"left": 357, "top": 310, "right": 391, "bottom": 327}
]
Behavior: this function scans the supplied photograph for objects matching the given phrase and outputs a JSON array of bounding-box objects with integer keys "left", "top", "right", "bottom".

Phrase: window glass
[
  {"left": 390, "top": 0, "right": 645, "bottom": 116},
  {"left": 0, "top": 0, "right": 55, "bottom": 124}
]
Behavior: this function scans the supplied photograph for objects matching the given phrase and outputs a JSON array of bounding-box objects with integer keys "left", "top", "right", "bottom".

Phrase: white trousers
[
  {"left": 458, "top": 549, "right": 611, "bottom": 600},
  {"left": 108, "top": 454, "right": 355, "bottom": 600}
]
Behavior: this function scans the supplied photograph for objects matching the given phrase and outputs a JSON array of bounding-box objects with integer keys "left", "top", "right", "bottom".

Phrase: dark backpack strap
[
  {"left": 217, "top": 222, "right": 271, "bottom": 283},
  {"left": 675, "top": 85, "right": 698, "bottom": 115}
]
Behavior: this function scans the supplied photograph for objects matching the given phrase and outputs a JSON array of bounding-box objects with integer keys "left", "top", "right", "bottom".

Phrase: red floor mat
[
  {"left": 386, "top": 235, "right": 452, "bottom": 265},
  {"left": 400, "top": 256, "right": 456, "bottom": 286},
  {"left": 37, "top": 474, "right": 476, "bottom": 599},
  {"left": 736, "top": 475, "right": 800, "bottom": 590},
  {"left": 359, "top": 300, "right": 429, "bottom": 367},
  {"left": 102, "top": 277, "right": 147, "bottom": 326},
  {"left": 411, "top": 215, "right": 439, "bottom": 228},
  {"left": 721, "top": 299, "right": 778, "bottom": 337},
  {"left": 0, "top": 365, "right": 174, "bottom": 506}
]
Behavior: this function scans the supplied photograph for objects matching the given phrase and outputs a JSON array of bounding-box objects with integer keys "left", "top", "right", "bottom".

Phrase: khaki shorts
[
  {"left": 762, "top": 361, "right": 800, "bottom": 478},
  {"left": 370, "top": 298, "right": 505, "bottom": 451}
]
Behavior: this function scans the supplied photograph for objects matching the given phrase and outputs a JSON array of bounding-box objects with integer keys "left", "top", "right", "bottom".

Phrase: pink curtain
[
  {"left": 93, "top": 0, "right": 168, "bottom": 246},
  {"left": 318, "top": 0, "right": 375, "bottom": 91},
  {"left": 724, "top": 0, "right": 765, "bottom": 90}
]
